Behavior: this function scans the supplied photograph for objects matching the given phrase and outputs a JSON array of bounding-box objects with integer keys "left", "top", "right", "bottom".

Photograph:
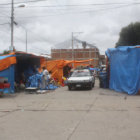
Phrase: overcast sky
[{"left": 0, "top": 0, "right": 140, "bottom": 55}]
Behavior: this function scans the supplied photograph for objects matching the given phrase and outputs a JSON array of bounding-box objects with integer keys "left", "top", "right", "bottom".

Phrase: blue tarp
[
  {"left": 26, "top": 73, "right": 58, "bottom": 90},
  {"left": 0, "top": 65, "right": 15, "bottom": 93},
  {"left": 106, "top": 45, "right": 140, "bottom": 95},
  {"left": 24, "top": 66, "right": 38, "bottom": 80},
  {"left": 0, "top": 54, "right": 16, "bottom": 94},
  {"left": 0, "top": 54, "right": 15, "bottom": 60},
  {"left": 89, "top": 68, "right": 100, "bottom": 71},
  {"left": 26, "top": 73, "right": 42, "bottom": 88}
]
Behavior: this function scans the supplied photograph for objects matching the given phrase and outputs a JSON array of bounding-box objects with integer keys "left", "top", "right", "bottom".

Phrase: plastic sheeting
[
  {"left": 40, "top": 59, "right": 93, "bottom": 84},
  {"left": 24, "top": 66, "right": 38, "bottom": 80},
  {"left": 0, "top": 65, "right": 15, "bottom": 93},
  {"left": 106, "top": 46, "right": 140, "bottom": 95},
  {"left": 0, "top": 53, "right": 16, "bottom": 71},
  {"left": 26, "top": 73, "right": 42, "bottom": 88},
  {"left": 89, "top": 68, "right": 100, "bottom": 71},
  {"left": 26, "top": 73, "right": 58, "bottom": 90},
  {"left": 0, "top": 53, "right": 16, "bottom": 94}
]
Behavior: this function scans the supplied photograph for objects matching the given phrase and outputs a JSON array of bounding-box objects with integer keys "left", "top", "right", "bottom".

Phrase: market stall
[
  {"left": 0, "top": 53, "right": 16, "bottom": 93},
  {"left": 40, "top": 59, "right": 93, "bottom": 85},
  {"left": 106, "top": 45, "right": 140, "bottom": 95}
]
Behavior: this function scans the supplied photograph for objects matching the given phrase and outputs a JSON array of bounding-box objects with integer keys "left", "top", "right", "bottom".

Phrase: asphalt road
[{"left": 0, "top": 80, "right": 140, "bottom": 140}]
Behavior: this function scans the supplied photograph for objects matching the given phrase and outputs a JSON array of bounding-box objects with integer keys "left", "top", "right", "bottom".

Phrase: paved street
[{"left": 0, "top": 80, "right": 140, "bottom": 140}]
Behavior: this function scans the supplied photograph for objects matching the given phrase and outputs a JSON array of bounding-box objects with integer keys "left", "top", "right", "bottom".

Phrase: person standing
[{"left": 42, "top": 67, "right": 49, "bottom": 89}]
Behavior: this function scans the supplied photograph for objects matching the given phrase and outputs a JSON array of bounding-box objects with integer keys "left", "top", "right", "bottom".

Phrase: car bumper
[{"left": 68, "top": 82, "right": 92, "bottom": 87}]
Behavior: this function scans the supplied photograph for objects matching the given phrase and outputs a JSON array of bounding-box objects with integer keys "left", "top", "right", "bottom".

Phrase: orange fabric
[
  {"left": 40, "top": 59, "right": 93, "bottom": 84},
  {"left": 40, "top": 58, "right": 46, "bottom": 65},
  {"left": 0, "top": 53, "right": 16, "bottom": 71},
  {"left": 74, "top": 59, "right": 93, "bottom": 63},
  {"left": 74, "top": 63, "right": 89, "bottom": 68}
]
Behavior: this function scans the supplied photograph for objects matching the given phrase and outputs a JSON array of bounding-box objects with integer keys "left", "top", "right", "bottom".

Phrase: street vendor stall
[
  {"left": 106, "top": 45, "right": 140, "bottom": 95},
  {"left": 15, "top": 52, "right": 45, "bottom": 90},
  {"left": 0, "top": 53, "right": 16, "bottom": 93},
  {"left": 40, "top": 59, "right": 93, "bottom": 85},
  {"left": 0, "top": 52, "right": 46, "bottom": 94}
]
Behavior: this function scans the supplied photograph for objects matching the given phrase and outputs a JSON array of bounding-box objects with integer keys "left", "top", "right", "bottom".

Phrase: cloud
[{"left": 0, "top": 0, "right": 140, "bottom": 55}]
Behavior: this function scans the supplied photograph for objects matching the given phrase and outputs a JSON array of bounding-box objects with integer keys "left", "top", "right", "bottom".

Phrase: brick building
[
  {"left": 99, "top": 55, "right": 106, "bottom": 65},
  {"left": 51, "top": 48, "right": 100, "bottom": 67}
]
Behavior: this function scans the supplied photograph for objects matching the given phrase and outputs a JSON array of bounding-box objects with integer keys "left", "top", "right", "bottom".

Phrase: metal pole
[
  {"left": 60, "top": 49, "right": 61, "bottom": 59},
  {"left": 26, "top": 30, "right": 27, "bottom": 53},
  {"left": 72, "top": 32, "right": 74, "bottom": 60},
  {"left": 11, "top": 0, "right": 14, "bottom": 51},
  {"left": 72, "top": 32, "right": 74, "bottom": 67},
  {"left": 90, "top": 47, "right": 91, "bottom": 65},
  {"left": 95, "top": 48, "right": 96, "bottom": 66},
  {"left": 71, "top": 32, "right": 83, "bottom": 67}
]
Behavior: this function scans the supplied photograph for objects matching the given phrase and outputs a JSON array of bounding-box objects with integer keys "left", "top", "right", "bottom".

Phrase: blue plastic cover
[
  {"left": 26, "top": 73, "right": 58, "bottom": 90},
  {"left": 0, "top": 65, "right": 15, "bottom": 93},
  {"left": 106, "top": 46, "right": 140, "bottom": 95},
  {"left": 89, "top": 68, "right": 100, "bottom": 71},
  {"left": 0, "top": 54, "right": 15, "bottom": 60},
  {"left": 0, "top": 54, "right": 16, "bottom": 94},
  {"left": 26, "top": 73, "right": 42, "bottom": 88}
]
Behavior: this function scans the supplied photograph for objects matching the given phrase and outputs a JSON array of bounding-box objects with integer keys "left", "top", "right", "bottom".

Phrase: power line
[
  {"left": 0, "top": 0, "right": 48, "bottom": 6},
  {"left": 16, "top": 3, "right": 140, "bottom": 19},
  {"left": 0, "top": 26, "right": 48, "bottom": 53},
  {"left": 29, "top": 47, "right": 49, "bottom": 54},
  {"left": 0, "top": 11, "right": 10, "bottom": 18},
  {"left": 0, "top": 26, "right": 49, "bottom": 54},
  {"left": 14, "top": 4, "right": 133, "bottom": 13},
  {"left": 15, "top": 35, "right": 49, "bottom": 53},
  {"left": 14, "top": 37, "right": 49, "bottom": 53},
  {"left": 0, "top": 10, "right": 10, "bottom": 18},
  {"left": 14, "top": 24, "right": 52, "bottom": 52},
  {"left": 0, "top": 23, "right": 9, "bottom": 25},
  {"left": 18, "top": 24, "right": 52, "bottom": 44},
  {"left": 14, "top": 33, "right": 49, "bottom": 53},
  {"left": 0, "top": 2, "right": 139, "bottom": 8},
  {"left": 14, "top": 3, "right": 140, "bottom": 19},
  {"left": 0, "top": 16, "right": 10, "bottom": 18},
  {"left": 16, "top": 2, "right": 140, "bottom": 8}
]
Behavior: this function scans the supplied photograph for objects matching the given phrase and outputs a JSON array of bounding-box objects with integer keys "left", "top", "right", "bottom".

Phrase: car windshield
[{"left": 71, "top": 70, "right": 91, "bottom": 77}]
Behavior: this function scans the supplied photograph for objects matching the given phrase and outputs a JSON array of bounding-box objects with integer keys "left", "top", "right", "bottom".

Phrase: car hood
[{"left": 68, "top": 76, "right": 92, "bottom": 81}]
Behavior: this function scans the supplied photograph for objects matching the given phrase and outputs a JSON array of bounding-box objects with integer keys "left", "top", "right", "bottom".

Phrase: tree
[
  {"left": 2, "top": 50, "right": 10, "bottom": 55},
  {"left": 116, "top": 22, "right": 140, "bottom": 47}
]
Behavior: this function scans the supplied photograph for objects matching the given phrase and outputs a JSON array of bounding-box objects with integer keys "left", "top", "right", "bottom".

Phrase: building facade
[
  {"left": 99, "top": 55, "right": 106, "bottom": 65},
  {"left": 51, "top": 48, "right": 100, "bottom": 67}
]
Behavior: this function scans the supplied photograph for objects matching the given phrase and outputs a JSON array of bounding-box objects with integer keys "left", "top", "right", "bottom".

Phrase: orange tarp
[
  {"left": 0, "top": 53, "right": 16, "bottom": 71},
  {"left": 40, "top": 59, "right": 93, "bottom": 84}
]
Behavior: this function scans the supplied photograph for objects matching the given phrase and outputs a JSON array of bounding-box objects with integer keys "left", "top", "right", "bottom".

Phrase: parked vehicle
[{"left": 67, "top": 69, "right": 95, "bottom": 90}]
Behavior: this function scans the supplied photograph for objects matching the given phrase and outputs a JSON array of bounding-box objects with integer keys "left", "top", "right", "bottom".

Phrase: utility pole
[
  {"left": 90, "top": 47, "right": 91, "bottom": 65},
  {"left": 72, "top": 32, "right": 74, "bottom": 61},
  {"left": 10, "top": 2, "right": 26, "bottom": 52},
  {"left": 10, "top": 0, "right": 14, "bottom": 51},
  {"left": 71, "top": 32, "right": 83, "bottom": 67}
]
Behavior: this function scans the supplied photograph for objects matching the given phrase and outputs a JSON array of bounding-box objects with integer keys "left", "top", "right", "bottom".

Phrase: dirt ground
[{"left": 0, "top": 80, "right": 140, "bottom": 140}]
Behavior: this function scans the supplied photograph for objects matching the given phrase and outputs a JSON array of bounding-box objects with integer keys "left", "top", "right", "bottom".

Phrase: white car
[{"left": 67, "top": 69, "right": 95, "bottom": 90}]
